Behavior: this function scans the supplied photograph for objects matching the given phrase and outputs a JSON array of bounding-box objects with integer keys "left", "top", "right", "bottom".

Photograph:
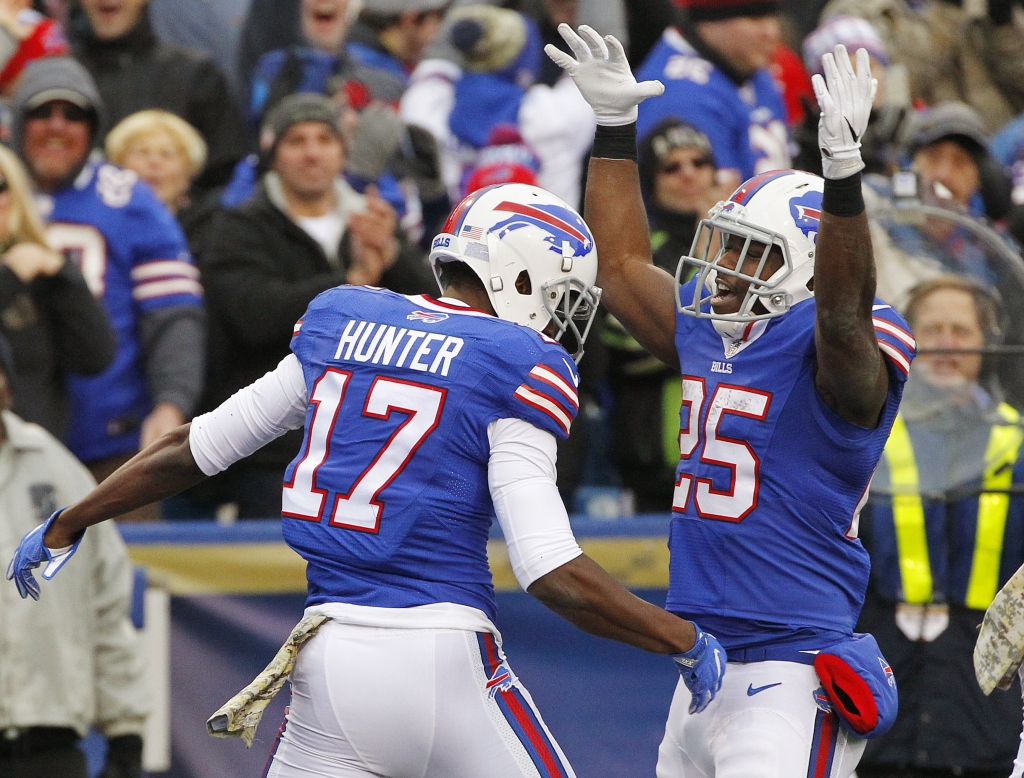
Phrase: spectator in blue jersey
[
  {"left": 69, "top": 0, "right": 246, "bottom": 191},
  {"left": 197, "top": 93, "right": 433, "bottom": 518},
  {"left": 635, "top": 0, "right": 790, "bottom": 189},
  {"left": 0, "top": 143, "right": 115, "bottom": 438},
  {"left": 856, "top": 275, "right": 1024, "bottom": 776},
  {"left": 11, "top": 56, "right": 205, "bottom": 512}
]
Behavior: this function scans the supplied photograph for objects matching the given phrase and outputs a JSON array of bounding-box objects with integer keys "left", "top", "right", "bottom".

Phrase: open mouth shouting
[{"left": 710, "top": 275, "right": 740, "bottom": 310}]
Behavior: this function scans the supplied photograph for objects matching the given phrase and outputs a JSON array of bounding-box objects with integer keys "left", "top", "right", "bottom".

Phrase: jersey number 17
[{"left": 282, "top": 368, "right": 447, "bottom": 532}]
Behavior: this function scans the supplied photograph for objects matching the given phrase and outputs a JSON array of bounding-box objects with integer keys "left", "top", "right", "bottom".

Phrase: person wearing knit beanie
[
  {"left": 635, "top": 0, "right": 790, "bottom": 186},
  {"left": 400, "top": 2, "right": 595, "bottom": 207},
  {"left": 259, "top": 92, "right": 346, "bottom": 170}
]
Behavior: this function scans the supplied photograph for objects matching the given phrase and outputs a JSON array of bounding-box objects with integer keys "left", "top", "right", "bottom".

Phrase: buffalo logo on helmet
[
  {"left": 789, "top": 191, "right": 823, "bottom": 241},
  {"left": 487, "top": 200, "right": 593, "bottom": 259}
]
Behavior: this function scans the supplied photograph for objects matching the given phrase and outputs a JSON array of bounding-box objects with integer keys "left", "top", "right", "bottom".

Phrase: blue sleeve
[
  {"left": 249, "top": 49, "right": 287, "bottom": 128},
  {"left": 125, "top": 178, "right": 203, "bottom": 312},
  {"left": 220, "top": 156, "right": 259, "bottom": 208},
  {"left": 504, "top": 343, "right": 581, "bottom": 440},
  {"left": 871, "top": 302, "right": 916, "bottom": 384}
]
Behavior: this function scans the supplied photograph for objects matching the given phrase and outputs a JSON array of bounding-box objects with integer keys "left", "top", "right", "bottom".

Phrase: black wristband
[
  {"left": 592, "top": 123, "right": 638, "bottom": 162},
  {"left": 822, "top": 172, "right": 864, "bottom": 217}
]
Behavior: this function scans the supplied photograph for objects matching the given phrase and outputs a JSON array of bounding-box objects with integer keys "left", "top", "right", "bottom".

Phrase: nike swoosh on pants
[{"left": 746, "top": 682, "right": 782, "bottom": 696}]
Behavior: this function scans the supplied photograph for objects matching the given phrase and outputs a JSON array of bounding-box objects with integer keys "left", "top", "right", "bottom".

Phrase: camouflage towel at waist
[{"left": 206, "top": 614, "right": 328, "bottom": 747}]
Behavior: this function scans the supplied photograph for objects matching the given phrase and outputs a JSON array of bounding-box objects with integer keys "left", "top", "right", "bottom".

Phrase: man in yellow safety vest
[{"left": 857, "top": 274, "right": 1024, "bottom": 777}]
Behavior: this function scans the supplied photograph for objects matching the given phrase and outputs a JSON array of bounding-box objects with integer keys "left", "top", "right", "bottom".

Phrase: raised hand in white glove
[
  {"left": 545, "top": 24, "right": 664, "bottom": 127},
  {"left": 812, "top": 44, "right": 877, "bottom": 180}
]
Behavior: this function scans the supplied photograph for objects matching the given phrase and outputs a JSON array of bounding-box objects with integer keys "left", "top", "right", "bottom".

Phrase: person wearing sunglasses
[
  {"left": 10, "top": 57, "right": 205, "bottom": 519},
  {"left": 638, "top": 118, "right": 731, "bottom": 277}
]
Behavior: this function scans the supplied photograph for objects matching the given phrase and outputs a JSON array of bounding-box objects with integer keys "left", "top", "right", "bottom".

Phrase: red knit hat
[{"left": 675, "top": 0, "right": 779, "bottom": 22}]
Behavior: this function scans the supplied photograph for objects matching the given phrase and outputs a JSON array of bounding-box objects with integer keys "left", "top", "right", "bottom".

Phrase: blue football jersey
[
  {"left": 284, "top": 288, "right": 581, "bottom": 619},
  {"left": 42, "top": 160, "right": 203, "bottom": 462},
  {"left": 668, "top": 282, "right": 916, "bottom": 652},
  {"left": 637, "top": 28, "right": 790, "bottom": 180}
]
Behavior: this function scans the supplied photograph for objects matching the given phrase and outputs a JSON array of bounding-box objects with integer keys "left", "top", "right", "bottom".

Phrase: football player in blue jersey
[
  {"left": 547, "top": 25, "right": 914, "bottom": 778},
  {"left": 9, "top": 183, "right": 726, "bottom": 778}
]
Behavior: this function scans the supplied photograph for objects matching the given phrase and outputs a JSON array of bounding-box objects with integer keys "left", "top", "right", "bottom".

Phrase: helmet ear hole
[{"left": 515, "top": 270, "right": 532, "bottom": 295}]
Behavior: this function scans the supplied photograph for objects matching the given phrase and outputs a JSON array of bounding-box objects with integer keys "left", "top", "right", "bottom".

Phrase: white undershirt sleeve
[
  {"left": 189, "top": 353, "right": 309, "bottom": 476},
  {"left": 487, "top": 417, "right": 583, "bottom": 590}
]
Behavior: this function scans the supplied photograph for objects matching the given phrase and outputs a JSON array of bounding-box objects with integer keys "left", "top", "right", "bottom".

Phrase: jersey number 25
[
  {"left": 673, "top": 376, "right": 771, "bottom": 522},
  {"left": 282, "top": 369, "right": 447, "bottom": 532}
]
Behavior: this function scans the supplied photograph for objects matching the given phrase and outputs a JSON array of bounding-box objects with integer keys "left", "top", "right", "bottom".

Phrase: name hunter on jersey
[{"left": 332, "top": 319, "right": 465, "bottom": 377}]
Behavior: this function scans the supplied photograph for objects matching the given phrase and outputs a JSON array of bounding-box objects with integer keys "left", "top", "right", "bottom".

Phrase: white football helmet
[
  {"left": 428, "top": 183, "right": 602, "bottom": 362},
  {"left": 677, "top": 170, "right": 825, "bottom": 324}
]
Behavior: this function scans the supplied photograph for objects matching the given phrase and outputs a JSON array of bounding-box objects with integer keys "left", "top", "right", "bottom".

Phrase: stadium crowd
[{"left": 3, "top": 0, "right": 1024, "bottom": 775}]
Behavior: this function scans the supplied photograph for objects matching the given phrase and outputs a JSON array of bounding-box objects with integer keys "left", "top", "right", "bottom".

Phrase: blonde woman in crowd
[
  {"left": 105, "top": 109, "right": 207, "bottom": 216},
  {"left": 105, "top": 109, "right": 221, "bottom": 266},
  {"left": 0, "top": 145, "right": 114, "bottom": 436}
]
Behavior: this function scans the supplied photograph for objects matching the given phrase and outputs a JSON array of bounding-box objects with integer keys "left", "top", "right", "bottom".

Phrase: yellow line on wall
[{"left": 128, "top": 538, "right": 671, "bottom": 595}]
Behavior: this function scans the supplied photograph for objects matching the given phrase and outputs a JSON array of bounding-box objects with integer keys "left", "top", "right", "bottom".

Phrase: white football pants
[
  {"left": 657, "top": 661, "right": 867, "bottom": 778},
  {"left": 263, "top": 620, "right": 577, "bottom": 778}
]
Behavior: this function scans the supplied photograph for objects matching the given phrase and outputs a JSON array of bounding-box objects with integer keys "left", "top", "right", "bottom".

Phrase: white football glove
[
  {"left": 812, "top": 44, "right": 877, "bottom": 180},
  {"left": 545, "top": 24, "right": 664, "bottom": 126}
]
